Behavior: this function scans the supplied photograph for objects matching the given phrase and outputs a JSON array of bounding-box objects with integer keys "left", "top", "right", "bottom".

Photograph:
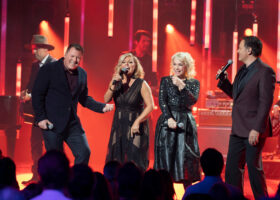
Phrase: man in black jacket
[{"left": 32, "top": 44, "right": 113, "bottom": 165}]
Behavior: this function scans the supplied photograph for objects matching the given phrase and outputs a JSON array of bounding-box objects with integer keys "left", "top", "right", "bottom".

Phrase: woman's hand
[
  {"left": 112, "top": 72, "right": 122, "bottom": 84},
  {"left": 171, "top": 76, "right": 186, "bottom": 91},
  {"left": 131, "top": 120, "right": 140, "bottom": 137},
  {"left": 167, "top": 118, "right": 177, "bottom": 129}
]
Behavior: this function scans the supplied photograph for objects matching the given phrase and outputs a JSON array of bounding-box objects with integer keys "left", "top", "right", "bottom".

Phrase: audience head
[
  {"left": 200, "top": 148, "right": 224, "bottom": 176},
  {"left": 158, "top": 169, "right": 175, "bottom": 200},
  {"left": 37, "top": 150, "right": 70, "bottom": 189},
  {"left": 103, "top": 160, "right": 121, "bottom": 182},
  {"left": 92, "top": 172, "right": 112, "bottom": 200},
  {"left": 139, "top": 169, "right": 164, "bottom": 200},
  {"left": 171, "top": 52, "right": 196, "bottom": 79},
  {"left": 69, "top": 164, "right": 95, "bottom": 200},
  {"left": 117, "top": 162, "right": 143, "bottom": 199},
  {"left": 0, "top": 157, "right": 19, "bottom": 189}
]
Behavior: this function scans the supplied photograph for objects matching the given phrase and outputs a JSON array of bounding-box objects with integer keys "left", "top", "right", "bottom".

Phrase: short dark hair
[
  {"left": 134, "top": 30, "right": 151, "bottom": 42},
  {"left": 200, "top": 148, "right": 224, "bottom": 176},
  {"left": 66, "top": 43, "right": 84, "bottom": 54},
  {"left": 38, "top": 150, "right": 70, "bottom": 189},
  {"left": 243, "top": 36, "right": 262, "bottom": 57}
]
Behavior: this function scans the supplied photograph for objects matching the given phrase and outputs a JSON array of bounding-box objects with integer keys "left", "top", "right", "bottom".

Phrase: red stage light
[{"left": 166, "top": 24, "right": 174, "bottom": 34}]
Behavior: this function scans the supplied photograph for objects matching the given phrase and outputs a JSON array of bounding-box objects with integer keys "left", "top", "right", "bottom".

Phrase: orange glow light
[
  {"left": 40, "top": 20, "right": 49, "bottom": 31},
  {"left": 166, "top": 24, "right": 174, "bottom": 34},
  {"left": 152, "top": 0, "right": 158, "bottom": 73},
  {"left": 253, "top": 22, "right": 258, "bottom": 36},
  {"left": 190, "top": 0, "right": 197, "bottom": 45},
  {"left": 204, "top": 0, "right": 212, "bottom": 49},
  {"left": 39, "top": 21, "right": 64, "bottom": 59},
  {"left": 232, "top": 31, "right": 238, "bottom": 81},
  {"left": 64, "top": 14, "right": 70, "bottom": 54},
  {"left": 108, "top": 0, "right": 114, "bottom": 37},
  {"left": 16, "top": 60, "right": 22, "bottom": 96},
  {"left": 244, "top": 28, "right": 253, "bottom": 36}
]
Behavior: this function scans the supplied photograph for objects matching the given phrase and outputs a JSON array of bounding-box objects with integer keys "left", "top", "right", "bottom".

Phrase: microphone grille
[
  {"left": 228, "top": 59, "right": 233, "bottom": 64},
  {"left": 177, "top": 122, "right": 184, "bottom": 129}
]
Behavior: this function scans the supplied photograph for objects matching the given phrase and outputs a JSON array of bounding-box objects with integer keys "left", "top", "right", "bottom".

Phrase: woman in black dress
[
  {"left": 104, "top": 53, "right": 154, "bottom": 171},
  {"left": 154, "top": 52, "right": 201, "bottom": 186}
]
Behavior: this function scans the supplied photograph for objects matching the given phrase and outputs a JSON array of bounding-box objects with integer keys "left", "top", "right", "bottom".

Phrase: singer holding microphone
[
  {"left": 104, "top": 52, "right": 154, "bottom": 171},
  {"left": 217, "top": 36, "right": 275, "bottom": 199},
  {"left": 32, "top": 44, "right": 114, "bottom": 165},
  {"left": 154, "top": 52, "right": 201, "bottom": 187}
]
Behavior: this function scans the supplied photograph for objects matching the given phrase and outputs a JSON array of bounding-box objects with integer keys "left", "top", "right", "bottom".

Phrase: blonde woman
[
  {"left": 104, "top": 53, "right": 154, "bottom": 170},
  {"left": 154, "top": 52, "right": 201, "bottom": 186}
]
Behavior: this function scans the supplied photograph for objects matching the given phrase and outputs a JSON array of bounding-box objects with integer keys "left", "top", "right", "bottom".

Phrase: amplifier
[
  {"left": 205, "top": 98, "right": 233, "bottom": 109},
  {"left": 198, "top": 108, "right": 232, "bottom": 127}
]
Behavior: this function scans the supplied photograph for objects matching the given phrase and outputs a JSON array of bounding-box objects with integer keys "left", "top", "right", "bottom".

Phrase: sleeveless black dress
[
  {"left": 154, "top": 76, "right": 201, "bottom": 183},
  {"left": 106, "top": 78, "right": 149, "bottom": 170}
]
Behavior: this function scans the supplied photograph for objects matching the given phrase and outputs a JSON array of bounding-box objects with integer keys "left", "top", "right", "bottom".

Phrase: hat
[{"left": 25, "top": 34, "right": 54, "bottom": 50}]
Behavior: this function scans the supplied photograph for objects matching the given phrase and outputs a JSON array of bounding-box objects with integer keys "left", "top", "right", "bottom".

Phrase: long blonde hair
[
  {"left": 170, "top": 52, "right": 196, "bottom": 79},
  {"left": 115, "top": 53, "right": 144, "bottom": 79}
]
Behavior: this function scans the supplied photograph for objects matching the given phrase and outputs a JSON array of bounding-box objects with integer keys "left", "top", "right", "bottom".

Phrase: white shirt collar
[{"left": 40, "top": 54, "right": 50, "bottom": 67}]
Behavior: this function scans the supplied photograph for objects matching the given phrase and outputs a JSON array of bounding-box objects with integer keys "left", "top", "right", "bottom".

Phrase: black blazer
[
  {"left": 32, "top": 58, "right": 105, "bottom": 133},
  {"left": 218, "top": 59, "right": 275, "bottom": 138}
]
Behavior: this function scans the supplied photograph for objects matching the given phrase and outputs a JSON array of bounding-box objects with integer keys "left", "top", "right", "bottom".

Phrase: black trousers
[
  {"left": 42, "top": 114, "right": 90, "bottom": 165},
  {"left": 30, "top": 126, "right": 43, "bottom": 177},
  {"left": 225, "top": 135, "right": 268, "bottom": 200}
]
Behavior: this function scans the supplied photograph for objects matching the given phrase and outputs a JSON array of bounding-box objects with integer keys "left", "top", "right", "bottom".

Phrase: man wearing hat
[{"left": 21, "top": 34, "right": 56, "bottom": 185}]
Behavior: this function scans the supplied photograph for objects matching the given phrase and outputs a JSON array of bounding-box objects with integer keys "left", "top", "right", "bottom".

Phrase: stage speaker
[{"left": 197, "top": 126, "right": 231, "bottom": 156}]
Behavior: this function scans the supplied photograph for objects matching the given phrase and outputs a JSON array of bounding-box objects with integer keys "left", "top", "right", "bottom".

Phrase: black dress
[
  {"left": 106, "top": 78, "right": 149, "bottom": 170},
  {"left": 154, "top": 76, "right": 201, "bottom": 183}
]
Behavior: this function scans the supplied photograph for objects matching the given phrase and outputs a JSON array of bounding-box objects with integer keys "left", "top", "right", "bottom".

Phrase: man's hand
[
  {"left": 216, "top": 69, "right": 228, "bottom": 81},
  {"left": 20, "top": 90, "right": 31, "bottom": 102},
  {"left": 248, "top": 129, "right": 260, "bottom": 146},
  {"left": 38, "top": 119, "right": 53, "bottom": 130},
  {"left": 103, "top": 104, "right": 114, "bottom": 113}
]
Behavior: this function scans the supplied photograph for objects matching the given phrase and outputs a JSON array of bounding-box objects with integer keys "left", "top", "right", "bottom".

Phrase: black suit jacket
[
  {"left": 218, "top": 59, "right": 276, "bottom": 138},
  {"left": 32, "top": 58, "right": 105, "bottom": 133}
]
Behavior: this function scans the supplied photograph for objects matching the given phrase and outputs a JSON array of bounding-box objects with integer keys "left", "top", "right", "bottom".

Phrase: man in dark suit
[
  {"left": 32, "top": 43, "right": 114, "bottom": 165},
  {"left": 20, "top": 35, "right": 56, "bottom": 185},
  {"left": 217, "top": 36, "right": 275, "bottom": 199}
]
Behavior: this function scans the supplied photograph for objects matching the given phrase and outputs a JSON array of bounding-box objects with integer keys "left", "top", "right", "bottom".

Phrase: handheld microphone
[
  {"left": 47, "top": 123, "right": 54, "bottom": 130},
  {"left": 112, "top": 67, "right": 128, "bottom": 85},
  {"left": 216, "top": 59, "right": 233, "bottom": 80},
  {"left": 163, "top": 121, "right": 184, "bottom": 129}
]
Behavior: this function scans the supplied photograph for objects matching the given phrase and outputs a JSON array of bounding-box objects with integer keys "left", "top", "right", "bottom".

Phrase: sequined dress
[
  {"left": 154, "top": 76, "right": 201, "bottom": 183},
  {"left": 106, "top": 78, "right": 149, "bottom": 170}
]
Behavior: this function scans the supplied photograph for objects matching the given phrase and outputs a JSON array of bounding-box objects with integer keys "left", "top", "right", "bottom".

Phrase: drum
[{"left": 0, "top": 96, "right": 21, "bottom": 130}]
